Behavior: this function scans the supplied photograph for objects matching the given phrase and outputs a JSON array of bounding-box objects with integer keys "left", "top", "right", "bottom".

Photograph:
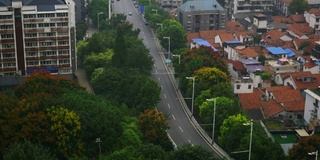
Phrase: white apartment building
[
  {"left": 304, "top": 8, "right": 320, "bottom": 30},
  {"left": 225, "top": 0, "right": 273, "bottom": 17}
]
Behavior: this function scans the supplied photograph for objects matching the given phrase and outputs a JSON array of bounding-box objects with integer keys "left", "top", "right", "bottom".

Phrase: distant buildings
[{"left": 0, "top": 0, "right": 77, "bottom": 79}]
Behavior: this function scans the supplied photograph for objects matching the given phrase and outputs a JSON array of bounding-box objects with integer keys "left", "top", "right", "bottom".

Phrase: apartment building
[
  {"left": 304, "top": 8, "right": 320, "bottom": 30},
  {"left": 0, "top": 0, "right": 76, "bottom": 77},
  {"left": 225, "top": 0, "right": 273, "bottom": 17},
  {"left": 157, "top": 0, "right": 183, "bottom": 8},
  {"left": 177, "top": 0, "right": 226, "bottom": 32}
]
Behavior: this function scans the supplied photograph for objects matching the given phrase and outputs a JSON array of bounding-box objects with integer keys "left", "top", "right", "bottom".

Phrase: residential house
[
  {"left": 312, "top": 41, "right": 320, "bottom": 59},
  {"left": 253, "top": 13, "right": 268, "bottom": 34},
  {"left": 261, "top": 30, "right": 290, "bottom": 47},
  {"left": 283, "top": 71, "right": 320, "bottom": 92},
  {"left": 190, "top": 38, "right": 218, "bottom": 51},
  {"left": 225, "top": 45, "right": 259, "bottom": 60},
  {"left": 215, "top": 33, "right": 236, "bottom": 48},
  {"left": 238, "top": 58, "right": 265, "bottom": 88},
  {"left": 177, "top": 0, "right": 226, "bottom": 32},
  {"left": 303, "top": 61, "right": 320, "bottom": 74},
  {"left": 0, "top": 0, "right": 77, "bottom": 78},
  {"left": 304, "top": 8, "right": 320, "bottom": 30},
  {"left": 265, "top": 57, "right": 300, "bottom": 74},
  {"left": 238, "top": 88, "right": 265, "bottom": 120},
  {"left": 287, "top": 23, "right": 314, "bottom": 39}
]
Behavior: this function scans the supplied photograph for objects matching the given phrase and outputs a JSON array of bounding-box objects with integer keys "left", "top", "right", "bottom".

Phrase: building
[
  {"left": 225, "top": 0, "right": 273, "bottom": 17},
  {"left": 0, "top": 0, "right": 77, "bottom": 78},
  {"left": 273, "top": 0, "right": 291, "bottom": 17},
  {"left": 304, "top": 8, "right": 320, "bottom": 30},
  {"left": 177, "top": 0, "right": 226, "bottom": 32},
  {"left": 157, "top": 0, "right": 183, "bottom": 8}
]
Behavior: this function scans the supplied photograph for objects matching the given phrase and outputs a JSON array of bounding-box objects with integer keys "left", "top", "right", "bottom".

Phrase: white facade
[
  {"left": 232, "top": 77, "right": 254, "bottom": 93},
  {"left": 303, "top": 65, "right": 320, "bottom": 74},
  {"left": 304, "top": 9, "right": 320, "bottom": 30},
  {"left": 304, "top": 89, "right": 320, "bottom": 123}
]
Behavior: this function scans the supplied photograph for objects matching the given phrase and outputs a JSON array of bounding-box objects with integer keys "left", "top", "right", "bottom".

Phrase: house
[
  {"left": 283, "top": 72, "right": 320, "bottom": 91},
  {"left": 190, "top": 38, "right": 218, "bottom": 51},
  {"left": 265, "top": 57, "right": 300, "bottom": 74},
  {"left": 304, "top": 89, "right": 320, "bottom": 131},
  {"left": 261, "top": 30, "right": 289, "bottom": 46},
  {"left": 157, "top": 0, "right": 183, "bottom": 9},
  {"left": 177, "top": 0, "right": 226, "bottom": 32},
  {"left": 253, "top": 13, "right": 268, "bottom": 34},
  {"left": 0, "top": 0, "right": 76, "bottom": 78},
  {"left": 238, "top": 59, "right": 265, "bottom": 88},
  {"left": 304, "top": 8, "right": 320, "bottom": 30},
  {"left": 238, "top": 88, "right": 265, "bottom": 120},
  {"left": 287, "top": 23, "right": 314, "bottom": 39},
  {"left": 225, "top": 45, "right": 259, "bottom": 60}
]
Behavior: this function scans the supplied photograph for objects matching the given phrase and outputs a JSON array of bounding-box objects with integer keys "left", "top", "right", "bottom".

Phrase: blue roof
[
  {"left": 192, "top": 38, "right": 217, "bottom": 51},
  {"left": 225, "top": 40, "right": 242, "bottom": 44},
  {"left": 238, "top": 59, "right": 261, "bottom": 65},
  {"left": 284, "top": 48, "right": 295, "bottom": 57},
  {"left": 315, "top": 62, "right": 320, "bottom": 66},
  {"left": 266, "top": 47, "right": 288, "bottom": 55}
]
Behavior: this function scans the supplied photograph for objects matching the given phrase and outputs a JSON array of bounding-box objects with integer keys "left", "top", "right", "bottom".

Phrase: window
[
  {"left": 38, "top": 23, "right": 55, "bottom": 28},
  {"left": 57, "top": 13, "right": 68, "bottom": 17},
  {"left": 57, "top": 32, "right": 68, "bottom": 36},
  {"left": 57, "top": 22, "right": 68, "bottom": 27},
  {"left": 58, "top": 50, "right": 69, "bottom": 55},
  {"left": 0, "top": 15, "right": 13, "bottom": 19},
  {"left": 2, "top": 44, "right": 14, "bottom": 48},
  {"left": 39, "top": 32, "right": 55, "bottom": 37},
  {"left": 23, "top": 14, "right": 36, "bottom": 19},
  {"left": 1, "top": 34, "right": 14, "bottom": 39},
  {"left": 4, "top": 72, "right": 15, "bottom": 76},
  {"left": 40, "top": 51, "right": 56, "bottom": 56},
  {"left": 3, "top": 53, "right": 15, "bottom": 58},
  {"left": 25, "top": 33, "right": 37, "bottom": 38},
  {"left": 248, "top": 85, "right": 252, "bottom": 89},
  {"left": 58, "top": 41, "right": 69, "bottom": 46},
  {"left": 26, "top": 52, "right": 37, "bottom": 57},
  {"left": 59, "top": 59, "right": 70, "bottom": 64},
  {"left": 236, "top": 84, "right": 241, "bottom": 89},
  {"left": 0, "top": 25, "right": 13, "bottom": 29},
  {"left": 3, "top": 62, "right": 16, "bottom": 67},
  {"left": 38, "top": 13, "right": 55, "bottom": 18},
  {"left": 24, "top": 24, "right": 37, "bottom": 28},
  {"left": 40, "top": 42, "right": 54, "bottom": 46},
  {"left": 25, "top": 42, "right": 37, "bottom": 47},
  {"left": 26, "top": 61, "right": 38, "bottom": 66},
  {"left": 40, "top": 60, "right": 52, "bottom": 65}
]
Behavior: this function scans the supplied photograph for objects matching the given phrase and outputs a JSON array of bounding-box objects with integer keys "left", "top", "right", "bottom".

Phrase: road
[{"left": 112, "top": 1, "right": 230, "bottom": 159}]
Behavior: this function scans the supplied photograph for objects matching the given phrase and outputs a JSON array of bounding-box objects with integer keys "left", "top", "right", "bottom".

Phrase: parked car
[{"left": 128, "top": 12, "right": 132, "bottom": 16}]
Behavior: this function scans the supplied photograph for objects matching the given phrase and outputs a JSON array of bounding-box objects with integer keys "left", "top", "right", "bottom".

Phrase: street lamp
[
  {"left": 243, "top": 119, "right": 253, "bottom": 160},
  {"left": 206, "top": 98, "right": 216, "bottom": 144},
  {"left": 151, "top": 9, "right": 158, "bottom": 14},
  {"left": 97, "top": 12, "right": 103, "bottom": 29},
  {"left": 186, "top": 76, "right": 195, "bottom": 117},
  {"left": 172, "top": 54, "right": 180, "bottom": 64},
  {"left": 96, "top": 137, "right": 102, "bottom": 157},
  {"left": 309, "top": 151, "right": 318, "bottom": 160},
  {"left": 156, "top": 23, "right": 163, "bottom": 30},
  {"left": 163, "top": 36, "right": 170, "bottom": 60}
]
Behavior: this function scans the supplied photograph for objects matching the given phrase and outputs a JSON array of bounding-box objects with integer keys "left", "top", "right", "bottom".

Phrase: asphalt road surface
[{"left": 112, "top": 1, "right": 230, "bottom": 159}]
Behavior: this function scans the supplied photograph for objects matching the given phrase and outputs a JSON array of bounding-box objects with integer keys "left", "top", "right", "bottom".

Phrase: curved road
[{"left": 112, "top": 1, "right": 230, "bottom": 159}]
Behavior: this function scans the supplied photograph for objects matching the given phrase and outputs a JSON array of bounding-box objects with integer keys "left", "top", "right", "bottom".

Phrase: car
[
  {"left": 134, "top": 4, "right": 138, "bottom": 8},
  {"left": 128, "top": 12, "right": 132, "bottom": 16}
]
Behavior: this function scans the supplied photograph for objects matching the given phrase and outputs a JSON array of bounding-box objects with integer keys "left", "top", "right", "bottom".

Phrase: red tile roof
[
  {"left": 219, "top": 33, "right": 235, "bottom": 42},
  {"left": 304, "top": 62, "right": 317, "bottom": 69},
  {"left": 290, "top": 14, "right": 305, "bottom": 23},
  {"left": 270, "top": 88, "right": 305, "bottom": 111},
  {"left": 287, "top": 23, "right": 314, "bottom": 36},
  {"left": 290, "top": 72, "right": 320, "bottom": 90},
  {"left": 199, "top": 30, "right": 227, "bottom": 40},
  {"left": 262, "top": 30, "right": 287, "bottom": 46},
  {"left": 227, "top": 59, "right": 246, "bottom": 70},
  {"left": 308, "top": 8, "right": 320, "bottom": 16},
  {"left": 187, "top": 32, "right": 200, "bottom": 44},
  {"left": 235, "top": 47, "right": 258, "bottom": 58},
  {"left": 226, "top": 21, "right": 245, "bottom": 32},
  {"left": 272, "top": 16, "right": 293, "bottom": 24},
  {"left": 238, "top": 88, "right": 264, "bottom": 109},
  {"left": 261, "top": 100, "right": 284, "bottom": 118}
]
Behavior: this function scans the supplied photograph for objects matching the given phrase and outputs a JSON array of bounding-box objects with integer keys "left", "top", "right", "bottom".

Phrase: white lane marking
[
  {"left": 179, "top": 126, "right": 184, "bottom": 132},
  {"left": 161, "top": 85, "right": 163, "bottom": 89},
  {"left": 158, "top": 77, "right": 161, "bottom": 81},
  {"left": 164, "top": 94, "right": 166, "bottom": 99},
  {"left": 172, "top": 114, "right": 176, "bottom": 120},
  {"left": 167, "top": 104, "right": 170, "bottom": 109},
  {"left": 188, "top": 140, "right": 194, "bottom": 146}
]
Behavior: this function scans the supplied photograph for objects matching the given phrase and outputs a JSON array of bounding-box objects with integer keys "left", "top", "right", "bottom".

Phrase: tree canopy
[{"left": 288, "top": 0, "right": 310, "bottom": 14}]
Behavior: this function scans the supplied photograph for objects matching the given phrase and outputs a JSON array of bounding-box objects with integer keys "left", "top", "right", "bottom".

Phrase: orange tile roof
[
  {"left": 308, "top": 8, "right": 320, "bottom": 16},
  {"left": 199, "top": 30, "right": 227, "bottom": 40},
  {"left": 238, "top": 88, "right": 264, "bottom": 109},
  {"left": 291, "top": 72, "right": 320, "bottom": 90},
  {"left": 262, "top": 30, "right": 287, "bottom": 46},
  {"left": 219, "top": 33, "right": 235, "bottom": 42},
  {"left": 261, "top": 100, "right": 284, "bottom": 118},
  {"left": 235, "top": 47, "right": 258, "bottom": 58},
  {"left": 271, "top": 88, "right": 305, "bottom": 111},
  {"left": 226, "top": 21, "right": 245, "bottom": 32},
  {"left": 227, "top": 59, "right": 246, "bottom": 70},
  {"left": 234, "top": 30, "right": 257, "bottom": 40},
  {"left": 266, "top": 86, "right": 293, "bottom": 92},
  {"left": 187, "top": 32, "right": 200, "bottom": 44},
  {"left": 272, "top": 16, "right": 293, "bottom": 24},
  {"left": 290, "top": 14, "right": 305, "bottom": 23},
  {"left": 288, "top": 23, "right": 314, "bottom": 36}
]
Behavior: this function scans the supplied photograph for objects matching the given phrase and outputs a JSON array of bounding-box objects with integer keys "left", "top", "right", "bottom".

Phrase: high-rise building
[{"left": 0, "top": 0, "right": 76, "bottom": 78}]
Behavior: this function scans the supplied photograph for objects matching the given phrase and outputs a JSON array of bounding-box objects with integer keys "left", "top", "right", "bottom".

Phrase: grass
[
  {"left": 272, "top": 133, "right": 297, "bottom": 144},
  {"left": 264, "top": 121, "right": 283, "bottom": 130}
]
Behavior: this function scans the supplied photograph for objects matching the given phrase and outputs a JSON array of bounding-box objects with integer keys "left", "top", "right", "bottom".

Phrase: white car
[{"left": 128, "top": 12, "right": 132, "bottom": 16}]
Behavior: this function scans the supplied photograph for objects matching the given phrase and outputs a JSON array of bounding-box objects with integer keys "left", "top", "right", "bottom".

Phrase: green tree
[
  {"left": 199, "top": 97, "right": 241, "bottom": 139},
  {"left": 83, "top": 50, "right": 113, "bottom": 76},
  {"left": 288, "top": 0, "right": 310, "bottom": 14},
  {"left": 158, "top": 19, "right": 187, "bottom": 53},
  {"left": 193, "top": 67, "right": 230, "bottom": 92},
  {"left": 3, "top": 140, "right": 56, "bottom": 160},
  {"left": 288, "top": 135, "right": 320, "bottom": 160},
  {"left": 76, "top": 21, "right": 88, "bottom": 41},
  {"left": 88, "top": 0, "right": 109, "bottom": 26},
  {"left": 168, "top": 144, "right": 216, "bottom": 160},
  {"left": 112, "top": 25, "right": 128, "bottom": 68}
]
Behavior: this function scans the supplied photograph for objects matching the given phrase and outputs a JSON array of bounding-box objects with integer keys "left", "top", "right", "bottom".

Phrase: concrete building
[
  {"left": 157, "top": 0, "right": 183, "bottom": 8},
  {"left": 225, "top": 0, "right": 273, "bottom": 17},
  {"left": 0, "top": 0, "right": 77, "bottom": 78},
  {"left": 177, "top": 0, "right": 226, "bottom": 32},
  {"left": 304, "top": 8, "right": 320, "bottom": 30},
  {"left": 273, "top": 0, "right": 291, "bottom": 17}
]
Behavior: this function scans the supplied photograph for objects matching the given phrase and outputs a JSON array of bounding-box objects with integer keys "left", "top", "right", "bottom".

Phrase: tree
[
  {"left": 288, "top": 135, "right": 320, "bottom": 160},
  {"left": 87, "top": 0, "right": 109, "bottom": 26},
  {"left": 199, "top": 97, "right": 241, "bottom": 139},
  {"left": 288, "top": 0, "right": 310, "bottom": 14},
  {"left": 168, "top": 144, "right": 216, "bottom": 160},
  {"left": 158, "top": 19, "right": 187, "bottom": 53},
  {"left": 136, "top": 109, "right": 172, "bottom": 149},
  {"left": 83, "top": 50, "right": 113, "bottom": 76},
  {"left": 112, "top": 25, "right": 128, "bottom": 67},
  {"left": 3, "top": 140, "right": 56, "bottom": 160},
  {"left": 76, "top": 21, "right": 88, "bottom": 41}
]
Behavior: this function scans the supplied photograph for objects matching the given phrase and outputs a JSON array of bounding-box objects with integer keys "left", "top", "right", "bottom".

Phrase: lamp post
[
  {"left": 243, "top": 119, "right": 253, "bottom": 160},
  {"left": 163, "top": 36, "right": 170, "bottom": 60},
  {"left": 186, "top": 76, "right": 195, "bottom": 117},
  {"left": 96, "top": 137, "right": 102, "bottom": 157},
  {"left": 97, "top": 12, "right": 103, "bottom": 29},
  {"left": 151, "top": 9, "right": 158, "bottom": 14},
  {"left": 156, "top": 23, "right": 163, "bottom": 30},
  {"left": 206, "top": 98, "right": 216, "bottom": 144},
  {"left": 172, "top": 54, "right": 180, "bottom": 64},
  {"left": 309, "top": 151, "right": 318, "bottom": 160}
]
